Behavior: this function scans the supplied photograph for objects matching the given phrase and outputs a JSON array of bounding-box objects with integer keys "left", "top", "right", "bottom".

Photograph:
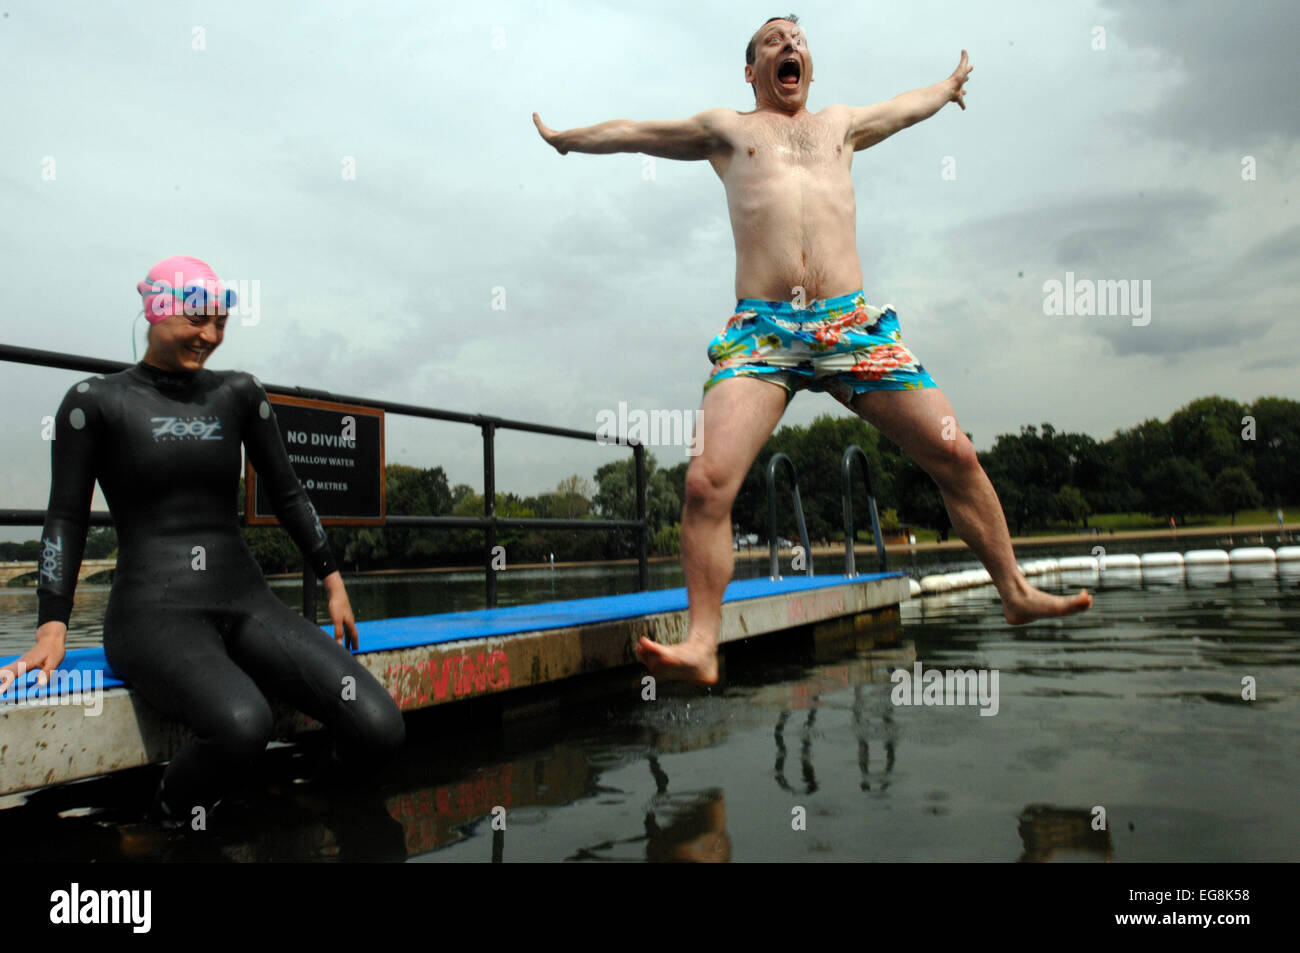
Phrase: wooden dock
[{"left": 0, "top": 572, "right": 909, "bottom": 797}]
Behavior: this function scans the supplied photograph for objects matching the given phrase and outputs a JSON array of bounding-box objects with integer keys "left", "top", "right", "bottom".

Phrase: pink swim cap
[{"left": 136, "top": 256, "right": 234, "bottom": 324}]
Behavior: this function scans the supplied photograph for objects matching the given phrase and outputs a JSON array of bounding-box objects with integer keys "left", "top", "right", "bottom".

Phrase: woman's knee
[
  {"left": 338, "top": 681, "right": 405, "bottom": 760},
  {"left": 362, "top": 696, "right": 406, "bottom": 757},
  {"left": 206, "top": 695, "right": 275, "bottom": 762}
]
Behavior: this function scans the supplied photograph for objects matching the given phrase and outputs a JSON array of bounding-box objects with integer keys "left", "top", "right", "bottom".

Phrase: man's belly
[
  {"left": 724, "top": 168, "right": 862, "bottom": 301},
  {"left": 734, "top": 248, "right": 864, "bottom": 302},
  {"left": 729, "top": 211, "right": 863, "bottom": 301}
]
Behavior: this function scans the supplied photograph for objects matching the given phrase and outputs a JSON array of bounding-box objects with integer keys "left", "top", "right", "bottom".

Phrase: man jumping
[{"left": 534, "top": 15, "right": 1092, "bottom": 685}]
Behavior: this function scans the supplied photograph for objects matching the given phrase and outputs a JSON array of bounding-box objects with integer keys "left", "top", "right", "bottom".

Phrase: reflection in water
[
  {"left": 1017, "top": 805, "right": 1114, "bottom": 863},
  {"left": 565, "top": 788, "right": 732, "bottom": 863},
  {"left": 774, "top": 709, "right": 819, "bottom": 795},
  {"left": 644, "top": 790, "right": 730, "bottom": 863},
  {"left": 854, "top": 686, "right": 898, "bottom": 793},
  {"left": 0, "top": 570, "right": 1295, "bottom": 861},
  {"left": 0, "top": 745, "right": 409, "bottom": 862}
]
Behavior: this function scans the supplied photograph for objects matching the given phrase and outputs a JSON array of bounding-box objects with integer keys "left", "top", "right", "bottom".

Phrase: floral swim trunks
[{"left": 704, "top": 290, "right": 938, "bottom": 407}]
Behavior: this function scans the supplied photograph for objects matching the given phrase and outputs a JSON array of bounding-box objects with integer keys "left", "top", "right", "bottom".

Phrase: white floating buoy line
[{"left": 907, "top": 545, "right": 1298, "bottom": 599}]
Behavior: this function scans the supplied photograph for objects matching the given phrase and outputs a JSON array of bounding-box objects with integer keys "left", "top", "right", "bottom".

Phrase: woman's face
[{"left": 144, "top": 306, "right": 226, "bottom": 371}]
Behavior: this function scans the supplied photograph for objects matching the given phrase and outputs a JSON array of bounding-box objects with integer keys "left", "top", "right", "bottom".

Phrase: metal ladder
[
  {"left": 841, "top": 445, "right": 887, "bottom": 576},
  {"left": 765, "top": 453, "right": 814, "bottom": 580}
]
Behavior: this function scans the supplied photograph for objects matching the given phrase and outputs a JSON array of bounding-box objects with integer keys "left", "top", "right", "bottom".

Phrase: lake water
[{"left": 1, "top": 548, "right": 1296, "bottom": 862}]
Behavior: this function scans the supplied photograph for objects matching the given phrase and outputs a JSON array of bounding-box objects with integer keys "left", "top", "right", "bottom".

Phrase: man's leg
[
  {"left": 635, "top": 375, "right": 789, "bottom": 683},
  {"left": 852, "top": 387, "right": 1092, "bottom": 623}
]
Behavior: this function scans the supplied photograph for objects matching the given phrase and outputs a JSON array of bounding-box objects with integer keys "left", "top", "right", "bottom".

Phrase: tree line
[{"left": 3, "top": 394, "right": 1293, "bottom": 572}]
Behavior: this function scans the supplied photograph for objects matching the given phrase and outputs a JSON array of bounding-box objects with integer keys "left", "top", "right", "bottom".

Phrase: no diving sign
[{"left": 245, "top": 394, "right": 385, "bottom": 525}]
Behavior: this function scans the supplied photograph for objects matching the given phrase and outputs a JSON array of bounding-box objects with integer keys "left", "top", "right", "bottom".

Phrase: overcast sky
[{"left": 1, "top": 0, "right": 1296, "bottom": 541}]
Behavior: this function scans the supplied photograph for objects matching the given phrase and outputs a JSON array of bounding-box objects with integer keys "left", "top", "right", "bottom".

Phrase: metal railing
[
  {"left": 0, "top": 343, "right": 650, "bottom": 613},
  {"left": 841, "top": 445, "right": 887, "bottom": 576},
  {"left": 764, "top": 453, "right": 813, "bottom": 580}
]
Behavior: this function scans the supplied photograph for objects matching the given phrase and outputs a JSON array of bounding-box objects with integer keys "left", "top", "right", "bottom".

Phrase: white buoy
[
  {"left": 1057, "top": 556, "right": 1099, "bottom": 571},
  {"left": 1229, "top": 547, "right": 1276, "bottom": 564},
  {"left": 1098, "top": 553, "right": 1141, "bottom": 588},
  {"left": 956, "top": 568, "right": 991, "bottom": 587},
  {"left": 1101, "top": 554, "right": 1141, "bottom": 570},
  {"left": 1141, "top": 552, "right": 1184, "bottom": 568},
  {"left": 908, "top": 578, "right": 922, "bottom": 597},
  {"left": 1275, "top": 546, "right": 1300, "bottom": 562},
  {"left": 920, "top": 574, "right": 952, "bottom": 594},
  {"left": 1143, "top": 567, "right": 1185, "bottom": 586},
  {"left": 1184, "top": 549, "right": 1229, "bottom": 565}
]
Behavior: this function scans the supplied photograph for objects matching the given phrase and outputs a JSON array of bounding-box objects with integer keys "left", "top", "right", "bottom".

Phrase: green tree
[
  {"left": 1054, "top": 485, "right": 1090, "bottom": 527},
  {"left": 0, "top": 539, "right": 43, "bottom": 561},
  {"left": 1109, "top": 419, "right": 1176, "bottom": 516},
  {"left": 384, "top": 464, "right": 453, "bottom": 564},
  {"left": 1245, "top": 397, "right": 1300, "bottom": 506},
  {"left": 1143, "top": 457, "right": 1213, "bottom": 524},
  {"left": 593, "top": 453, "right": 680, "bottom": 556},
  {"left": 83, "top": 526, "right": 118, "bottom": 559},
  {"left": 1214, "top": 467, "right": 1263, "bottom": 525},
  {"left": 548, "top": 474, "right": 593, "bottom": 520},
  {"left": 731, "top": 415, "right": 901, "bottom": 542},
  {"left": 982, "top": 425, "right": 1065, "bottom": 534},
  {"left": 652, "top": 523, "right": 681, "bottom": 556},
  {"left": 242, "top": 526, "right": 300, "bottom": 574},
  {"left": 1168, "top": 396, "right": 1249, "bottom": 480},
  {"left": 342, "top": 527, "right": 388, "bottom": 567}
]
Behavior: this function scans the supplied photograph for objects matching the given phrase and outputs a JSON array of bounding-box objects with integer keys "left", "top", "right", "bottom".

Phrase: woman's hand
[
  {"left": 0, "top": 621, "right": 68, "bottom": 694},
  {"left": 321, "top": 571, "right": 359, "bottom": 650}
]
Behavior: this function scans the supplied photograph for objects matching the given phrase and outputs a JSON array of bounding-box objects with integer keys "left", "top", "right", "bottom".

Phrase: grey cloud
[{"left": 1101, "top": 0, "right": 1300, "bottom": 146}]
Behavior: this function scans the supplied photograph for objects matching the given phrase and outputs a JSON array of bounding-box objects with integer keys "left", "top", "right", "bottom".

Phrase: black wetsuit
[{"left": 37, "top": 361, "right": 404, "bottom": 818}]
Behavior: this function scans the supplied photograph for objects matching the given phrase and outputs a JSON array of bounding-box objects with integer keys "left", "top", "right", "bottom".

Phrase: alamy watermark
[
  {"left": 143, "top": 271, "right": 262, "bottom": 326},
  {"left": 596, "top": 401, "right": 703, "bottom": 456},
  {"left": 890, "top": 662, "right": 999, "bottom": 716},
  {"left": 1, "top": 664, "right": 104, "bottom": 716},
  {"left": 1042, "top": 272, "right": 1151, "bottom": 327}
]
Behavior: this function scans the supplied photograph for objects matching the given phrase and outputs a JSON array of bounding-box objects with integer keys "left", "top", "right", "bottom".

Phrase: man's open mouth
[{"left": 777, "top": 58, "right": 801, "bottom": 88}]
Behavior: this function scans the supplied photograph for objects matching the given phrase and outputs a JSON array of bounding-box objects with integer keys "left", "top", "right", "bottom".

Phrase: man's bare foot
[
  {"left": 1002, "top": 584, "right": 1093, "bottom": 625},
  {"left": 635, "top": 636, "right": 719, "bottom": 686}
]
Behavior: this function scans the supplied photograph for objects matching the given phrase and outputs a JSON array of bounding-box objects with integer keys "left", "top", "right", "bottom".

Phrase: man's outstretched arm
[
  {"left": 845, "top": 49, "right": 973, "bottom": 151},
  {"left": 533, "top": 109, "right": 729, "bottom": 161}
]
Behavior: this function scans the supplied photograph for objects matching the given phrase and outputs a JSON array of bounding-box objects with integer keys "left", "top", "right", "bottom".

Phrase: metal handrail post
[
  {"left": 765, "top": 452, "right": 813, "bottom": 581},
  {"left": 634, "top": 443, "right": 649, "bottom": 591},
  {"left": 483, "top": 422, "right": 497, "bottom": 608},
  {"left": 841, "top": 445, "right": 887, "bottom": 576}
]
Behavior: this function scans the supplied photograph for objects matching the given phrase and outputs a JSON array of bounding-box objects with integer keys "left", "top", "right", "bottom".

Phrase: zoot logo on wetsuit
[
  {"left": 39, "top": 536, "right": 63, "bottom": 586},
  {"left": 149, "top": 415, "right": 224, "bottom": 441}
]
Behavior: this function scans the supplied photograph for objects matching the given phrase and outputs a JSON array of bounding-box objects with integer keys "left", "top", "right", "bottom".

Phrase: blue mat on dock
[{"left": 2, "top": 572, "right": 901, "bottom": 699}]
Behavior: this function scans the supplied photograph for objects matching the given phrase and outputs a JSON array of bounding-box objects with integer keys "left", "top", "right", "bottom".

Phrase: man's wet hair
[{"left": 745, "top": 14, "right": 800, "bottom": 67}]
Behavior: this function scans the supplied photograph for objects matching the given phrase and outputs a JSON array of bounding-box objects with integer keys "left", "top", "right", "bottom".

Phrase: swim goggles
[{"left": 140, "top": 278, "right": 237, "bottom": 315}]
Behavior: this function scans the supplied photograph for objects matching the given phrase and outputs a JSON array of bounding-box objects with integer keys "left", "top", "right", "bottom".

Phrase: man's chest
[{"left": 734, "top": 113, "right": 848, "bottom": 165}]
